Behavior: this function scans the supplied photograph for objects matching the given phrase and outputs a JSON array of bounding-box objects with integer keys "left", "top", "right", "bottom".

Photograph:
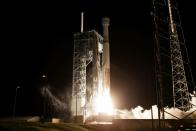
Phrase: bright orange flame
[{"left": 95, "top": 88, "right": 114, "bottom": 115}]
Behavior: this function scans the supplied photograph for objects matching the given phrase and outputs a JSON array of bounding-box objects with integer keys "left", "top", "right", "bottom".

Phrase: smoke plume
[{"left": 114, "top": 95, "right": 196, "bottom": 119}]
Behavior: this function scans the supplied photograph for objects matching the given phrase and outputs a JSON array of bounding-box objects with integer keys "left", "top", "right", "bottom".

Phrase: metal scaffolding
[
  {"left": 152, "top": 0, "right": 194, "bottom": 112},
  {"left": 72, "top": 30, "right": 103, "bottom": 122},
  {"left": 167, "top": 0, "right": 191, "bottom": 111}
]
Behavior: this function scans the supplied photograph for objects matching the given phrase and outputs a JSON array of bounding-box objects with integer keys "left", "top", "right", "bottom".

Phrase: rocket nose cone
[{"left": 102, "top": 17, "right": 110, "bottom": 26}]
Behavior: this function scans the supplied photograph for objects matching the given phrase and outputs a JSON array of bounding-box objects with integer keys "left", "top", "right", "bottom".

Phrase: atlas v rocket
[
  {"left": 102, "top": 17, "right": 110, "bottom": 91},
  {"left": 72, "top": 15, "right": 111, "bottom": 121}
]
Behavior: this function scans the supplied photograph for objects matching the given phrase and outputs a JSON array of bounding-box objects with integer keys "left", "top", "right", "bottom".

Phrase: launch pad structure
[
  {"left": 71, "top": 16, "right": 111, "bottom": 123},
  {"left": 72, "top": 30, "right": 103, "bottom": 122},
  {"left": 153, "top": 0, "right": 195, "bottom": 110},
  {"left": 152, "top": 0, "right": 196, "bottom": 128}
]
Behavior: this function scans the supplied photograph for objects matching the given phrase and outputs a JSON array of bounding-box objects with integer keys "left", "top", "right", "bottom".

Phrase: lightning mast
[
  {"left": 167, "top": 0, "right": 191, "bottom": 111},
  {"left": 152, "top": 0, "right": 194, "bottom": 113}
]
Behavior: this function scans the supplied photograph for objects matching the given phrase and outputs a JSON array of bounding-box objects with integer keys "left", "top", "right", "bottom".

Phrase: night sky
[{"left": 1, "top": 0, "right": 196, "bottom": 117}]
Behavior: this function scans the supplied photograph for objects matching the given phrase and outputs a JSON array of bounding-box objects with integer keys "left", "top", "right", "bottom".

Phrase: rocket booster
[{"left": 102, "top": 17, "right": 110, "bottom": 90}]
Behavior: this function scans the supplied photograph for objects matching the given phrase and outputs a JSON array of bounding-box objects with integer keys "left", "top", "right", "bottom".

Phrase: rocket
[{"left": 102, "top": 17, "right": 110, "bottom": 91}]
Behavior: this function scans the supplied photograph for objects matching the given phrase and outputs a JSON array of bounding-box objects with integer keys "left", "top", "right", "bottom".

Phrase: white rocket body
[{"left": 102, "top": 17, "right": 110, "bottom": 91}]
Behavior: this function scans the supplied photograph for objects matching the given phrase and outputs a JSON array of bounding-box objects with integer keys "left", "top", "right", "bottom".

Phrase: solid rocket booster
[{"left": 102, "top": 17, "right": 110, "bottom": 90}]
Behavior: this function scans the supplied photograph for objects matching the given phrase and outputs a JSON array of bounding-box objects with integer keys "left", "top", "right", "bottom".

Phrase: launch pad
[{"left": 71, "top": 0, "right": 196, "bottom": 123}]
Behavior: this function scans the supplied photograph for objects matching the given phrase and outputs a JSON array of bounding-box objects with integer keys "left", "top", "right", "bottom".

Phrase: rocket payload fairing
[{"left": 102, "top": 17, "right": 110, "bottom": 91}]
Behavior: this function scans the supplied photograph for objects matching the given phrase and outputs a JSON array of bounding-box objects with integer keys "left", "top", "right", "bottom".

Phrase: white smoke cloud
[{"left": 114, "top": 95, "right": 196, "bottom": 119}]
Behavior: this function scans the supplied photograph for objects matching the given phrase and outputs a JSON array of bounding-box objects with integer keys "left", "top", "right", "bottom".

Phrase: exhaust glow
[{"left": 96, "top": 88, "right": 114, "bottom": 115}]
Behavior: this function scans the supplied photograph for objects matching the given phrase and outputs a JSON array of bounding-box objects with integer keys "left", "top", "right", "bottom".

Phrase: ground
[
  {"left": 0, "top": 118, "right": 120, "bottom": 131},
  {"left": 1, "top": 117, "right": 194, "bottom": 130}
]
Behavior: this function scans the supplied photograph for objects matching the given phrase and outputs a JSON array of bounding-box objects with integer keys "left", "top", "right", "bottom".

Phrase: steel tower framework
[
  {"left": 152, "top": 0, "right": 194, "bottom": 112},
  {"left": 167, "top": 0, "right": 191, "bottom": 111},
  {"left": 72, "top": 30, "right": 103, "bottom": 122}
]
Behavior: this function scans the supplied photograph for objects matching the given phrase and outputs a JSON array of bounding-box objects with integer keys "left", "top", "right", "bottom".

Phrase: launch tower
[
  {"left": 152, "top": 0, "right": 195, "bottom": 113},
  {"left": 72, "top": 30, "right": 103, "bottom": 122},
  {"left": 72, "top": 16, "right": 111, "bottom": 123}
]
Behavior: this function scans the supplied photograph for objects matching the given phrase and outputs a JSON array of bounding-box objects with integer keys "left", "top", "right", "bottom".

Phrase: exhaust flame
[{"left": 95, "top": 88, "right": 114, "bottom": 115}]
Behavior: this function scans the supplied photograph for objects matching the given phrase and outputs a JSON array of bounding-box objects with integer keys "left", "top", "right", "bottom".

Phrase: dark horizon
[{"left": 1, "top": 0, "right": 196, "bottom": 117}]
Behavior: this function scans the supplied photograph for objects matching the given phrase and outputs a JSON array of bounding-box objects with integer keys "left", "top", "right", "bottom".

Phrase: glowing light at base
[{"left": 95, "top": 88, "right": 114, "bottom": 116}]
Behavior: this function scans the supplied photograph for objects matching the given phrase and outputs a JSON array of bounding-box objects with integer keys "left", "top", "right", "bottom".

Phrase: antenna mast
[
  {"left": 81, "top": 12, "right": 84, "bottom": 32},
  {"left": 168, "top": 0, "right": 191, "bottom": 111}
]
